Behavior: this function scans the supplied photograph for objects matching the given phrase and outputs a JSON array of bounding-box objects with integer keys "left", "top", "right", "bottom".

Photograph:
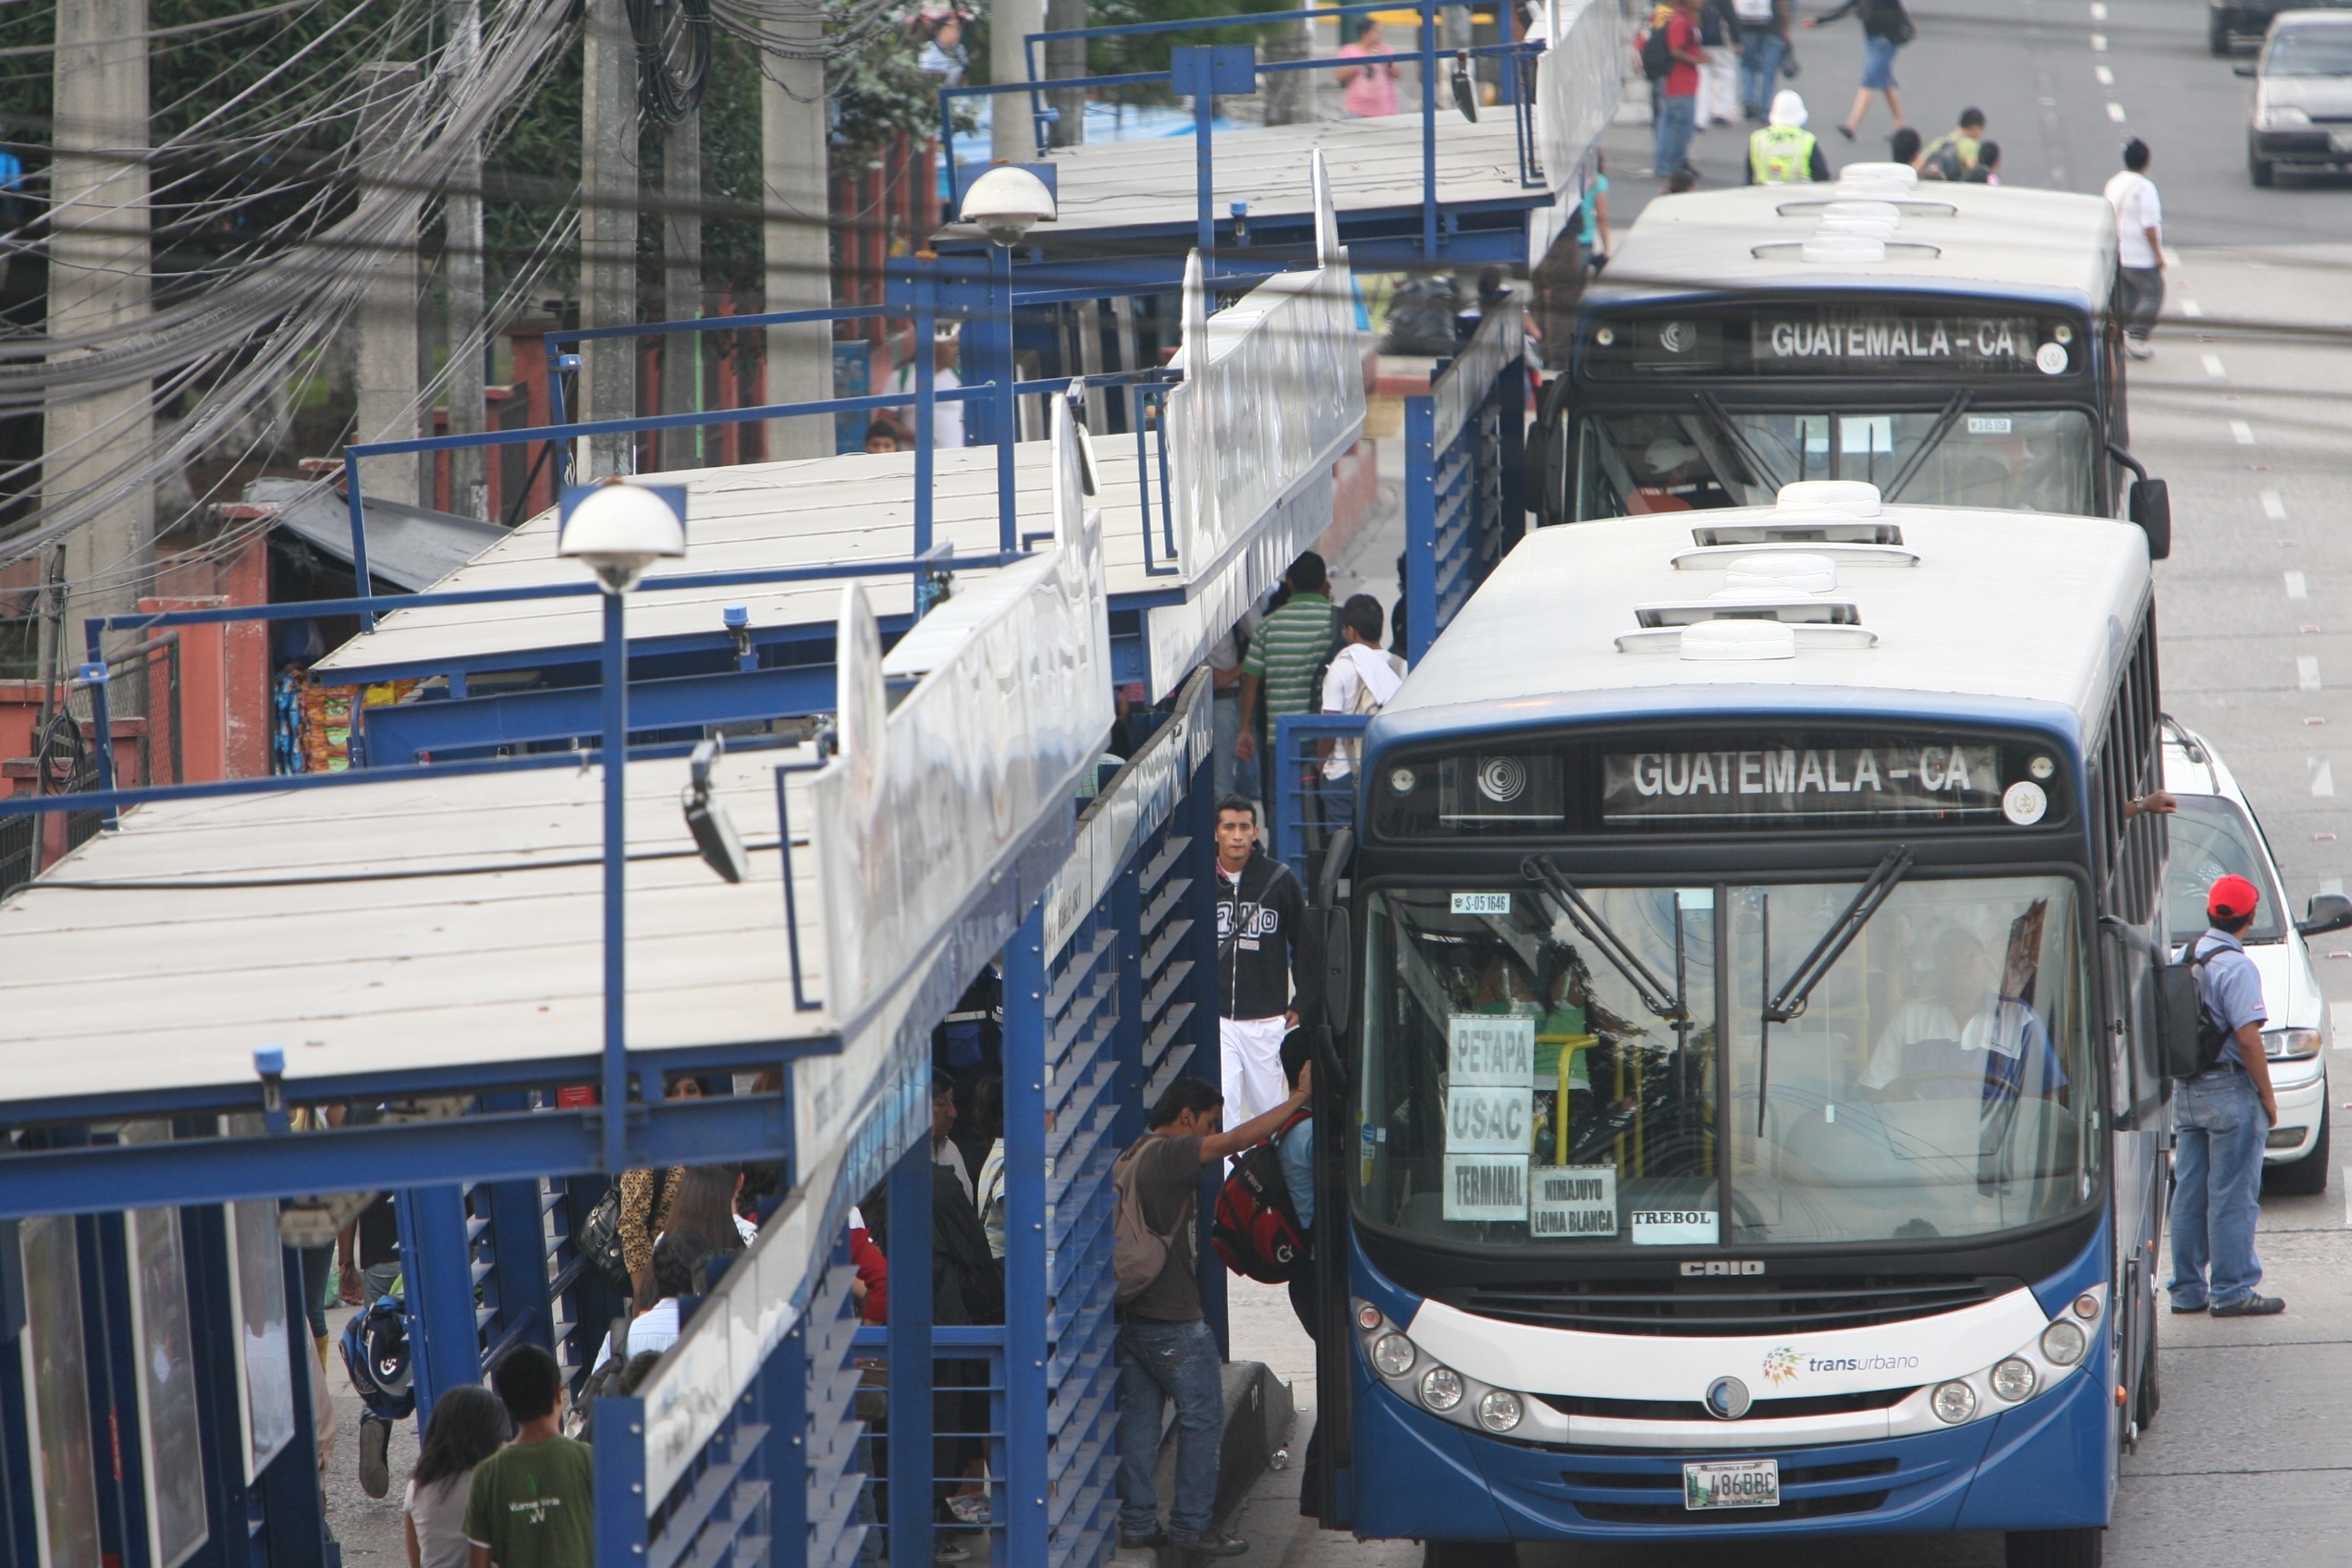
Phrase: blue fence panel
[
  {"left": 1269, "top": 714, "right": 1370, "bottom": 888},
  {"left": 1403, "top": 299, "right": 1528, "bottom": 663}
]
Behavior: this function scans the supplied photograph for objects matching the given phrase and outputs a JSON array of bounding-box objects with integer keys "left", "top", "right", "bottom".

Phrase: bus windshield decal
[
  {"left": 1601, "top": 742, "right": 2003, "bottom": 823},
  {"left": 1754, "top": 314, "right": 2049, "bottom": 371}
]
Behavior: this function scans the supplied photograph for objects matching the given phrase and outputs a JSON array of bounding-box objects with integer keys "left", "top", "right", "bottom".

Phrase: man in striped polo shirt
[{"left": 1232, "top": 552, "right": 1336, "bottom": 789}]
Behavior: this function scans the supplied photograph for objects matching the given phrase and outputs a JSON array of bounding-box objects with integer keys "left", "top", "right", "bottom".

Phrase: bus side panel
[
  {"left": 1351, "top": 1360, "right": 1514, "bottom": 1541},
  {"left": 1951, "top": 1339, "right": 2117, "bottom": 1533}
]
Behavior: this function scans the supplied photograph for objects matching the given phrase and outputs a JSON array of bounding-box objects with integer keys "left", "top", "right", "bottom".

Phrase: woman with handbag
[{"left": 1806, "top": 0, "right": 1912, "bottom": 141}]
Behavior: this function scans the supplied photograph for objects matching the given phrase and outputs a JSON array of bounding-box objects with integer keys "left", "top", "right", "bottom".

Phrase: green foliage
[
  {"left": 1087, "top": 0, "right": 1297, "bottom": 104},
  {"left": 828, "top": 25, "right": 939, "bottom": 173}
]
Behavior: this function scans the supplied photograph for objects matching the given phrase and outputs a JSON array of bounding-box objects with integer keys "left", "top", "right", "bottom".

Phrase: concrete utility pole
[
  {"left": 355, "top": 62, "right": 424, "bottom": 507},
  {"left": 46, "top": 0, "right": 154, "bottom": 647},
  {"left": 762, "top": 3, "right": 832, "bottom": 461},
  {"left": 445, "top": 0, "right": 489, "bottom": 517},
  {"left": 581, "top": 0, "right": 641, "bottom": 478},
  {"left": 1263, "top": 15, "right": 1314, "bottom": 125},
  {"left": 1045, "top": 0, "right": 1086, "bottom": 148},
  {"left": 990, "top": 0, "right": 1042, "bottom": 163},
  {"left": 661, "top": 109, "right": 703, "bottom": 472}
]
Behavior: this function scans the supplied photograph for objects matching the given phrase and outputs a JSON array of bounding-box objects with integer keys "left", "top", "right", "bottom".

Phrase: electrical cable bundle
[{"left": 628, "top": 0, "right": 713, "bottom": 123}]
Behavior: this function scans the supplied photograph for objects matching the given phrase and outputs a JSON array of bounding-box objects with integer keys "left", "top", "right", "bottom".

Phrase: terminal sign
[
  {"left": 1601, "top": 741, "right": 2007, "bottom": 824},
  {"left": 1751, "top": 313, "right": 2052, "bottom": 374}
]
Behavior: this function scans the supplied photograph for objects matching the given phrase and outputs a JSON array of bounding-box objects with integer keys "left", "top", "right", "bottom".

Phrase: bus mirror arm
[
  {"left": 1522, "top": 855, "right": 1684, "bottom": 1022},
  {"left": 1323, "top": 906, "right": 1354, "bottom": 1039},
  {"left": 2099, "top": 913, "right": 2165, "bottom": 961},
  {"left": 1317, "top": 827, "right": 1354, "bottom": 910},
  {"left": 2107, "top": 443, "right": 2172, "bottom": 560}
]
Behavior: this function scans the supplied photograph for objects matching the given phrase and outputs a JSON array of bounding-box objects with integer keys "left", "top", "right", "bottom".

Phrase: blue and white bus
[
  {"left": 1314, "top": 482, "right": 2167, "bottom": 1568},
  {"left": 1527, "top": 171, "right": 2171, "bottom": 545}
]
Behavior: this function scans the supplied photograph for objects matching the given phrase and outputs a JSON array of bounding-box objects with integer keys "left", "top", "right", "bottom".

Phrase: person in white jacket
[{"left": 1319, "top": 594, "right": 1407, "bottom": 830}]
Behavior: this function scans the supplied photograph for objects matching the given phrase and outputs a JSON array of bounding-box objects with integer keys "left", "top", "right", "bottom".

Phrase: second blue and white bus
[{"left": 1313, "top": 482, "right": 2169, "bottom": 1568}]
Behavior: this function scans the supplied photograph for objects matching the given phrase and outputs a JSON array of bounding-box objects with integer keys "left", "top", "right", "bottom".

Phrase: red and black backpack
[{"left": 1211, "top": 1109, "right": 1312, "bottom": 1284}]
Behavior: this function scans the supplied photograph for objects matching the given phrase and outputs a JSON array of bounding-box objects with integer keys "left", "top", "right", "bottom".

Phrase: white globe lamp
[
  {"left": 559, "top": 476, "right": 685, "bottom": 593},
  {"left": 961, "top": 165, "right": 1057, "bottom": 248}
]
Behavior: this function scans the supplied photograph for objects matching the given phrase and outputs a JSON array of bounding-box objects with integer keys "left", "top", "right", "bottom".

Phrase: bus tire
[
  {"left": 2135, "top": 1311, "right": 2161, "bottom": 1432},
  {"left": 2250, "top": 153, "right": 2275, "bottom": 189},
  {"left": 2264, "top": 1100, "right": 2329, "bottom": 1194},
  {"left": 1423, "top": 1543, "right": 1518, "bottom": 1567},
  {"left": 2006, "top": 1528, "right": 2104, "bottom": 1568},
  {"left": 2209, "top": 13, "right": 2232, "bottom": 54}
]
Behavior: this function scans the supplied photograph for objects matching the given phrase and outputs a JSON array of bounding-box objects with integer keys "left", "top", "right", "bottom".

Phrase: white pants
[
  {"left": 1220, "top": 1014, "right": 1292, "bottom": 1130},
  {"left": 1699, "top": 55, "right": 1740, "bottom": 125}
]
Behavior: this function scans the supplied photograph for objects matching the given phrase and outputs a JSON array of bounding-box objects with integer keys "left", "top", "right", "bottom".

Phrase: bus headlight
[
  {"left": 2041, "top": 1319, "right": 2088, "bottom": 1366},
  {"left": 1991, "top": 1358, "right": 2038, "bottom": 1403},
  {"left": 1372, "top": 1333, "right": 1416, "bottom": 1378},
  {"left": 1476, "top": 1389, "right": 1524, "bottom": 1432},
  {"left": 1420, "top": 1366, "right": 1464, "bottom": 1411},
  {"left": 2263, "top": 1028, "right": 2322, "bottom": 1060},
  {"left": 1931, "top": 1380, "right": 1978, "bottom": 1424}
]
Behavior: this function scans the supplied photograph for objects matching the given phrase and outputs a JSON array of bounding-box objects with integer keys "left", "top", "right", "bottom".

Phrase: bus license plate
[{"left": 1684, "top": 1458, "right": 1780, "bottom": 1511}]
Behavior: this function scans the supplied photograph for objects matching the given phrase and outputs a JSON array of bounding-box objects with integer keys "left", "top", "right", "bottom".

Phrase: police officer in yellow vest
[{"left": 1747, "top": 89, "right": 1831, "bottom": 184}]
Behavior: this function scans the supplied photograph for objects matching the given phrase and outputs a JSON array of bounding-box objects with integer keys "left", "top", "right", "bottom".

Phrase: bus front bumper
[{"left": 1351, "top": 1353, "right": 2114, "bottom": 1542}]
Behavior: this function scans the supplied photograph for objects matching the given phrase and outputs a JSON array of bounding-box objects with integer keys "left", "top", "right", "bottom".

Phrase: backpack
[
  {"left": 1639, "top": 19, "right": 1676, "bottom": 80},
  {"left": 1920, "top": 133, "right": 1966, "bottom": 182},
  {"left": 337, "top": 1293, "right": 415, "bottom": 1423},
  {"left": 2184, "top": 947, "right": 2236, "bottom": 1077},
  {"left": 1212, "top": 1110, "right": 1312, "bottom": 1284},
  {"left": 576, "top": 1168, "right": 675, "bottom": 1297},
  {"left": 1111, "top": 1140, "right": 1184, "bottom": 1305}
]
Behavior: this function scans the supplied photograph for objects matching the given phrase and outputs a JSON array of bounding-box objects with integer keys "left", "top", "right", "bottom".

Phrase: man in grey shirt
[
  {"left": 1114, "top": 1069, "right": 1312, "bottom": 1556},
  {"left": 2168, "top": 873, "right": 2285, "bottom": 1317}
]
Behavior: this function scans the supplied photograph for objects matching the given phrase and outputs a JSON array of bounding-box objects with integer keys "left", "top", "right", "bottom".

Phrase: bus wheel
[
  {"left": 2135, "top": 1310, "right": 2161, "bottom": 1432},
  {"left": 1424, "top": 1543, "right": 1518, "bottom": 1568},
  {"left": 2006, "top": 1527, "right": 2104, "bottom": 1568}
]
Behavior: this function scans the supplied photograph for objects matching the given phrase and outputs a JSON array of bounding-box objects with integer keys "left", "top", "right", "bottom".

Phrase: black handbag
[
  {"left": 1780, "top": 43, "right": 1801, "bottom": 78},
  {"left": 576, "top": 1169, "right": 671, "bottom": 1296}
]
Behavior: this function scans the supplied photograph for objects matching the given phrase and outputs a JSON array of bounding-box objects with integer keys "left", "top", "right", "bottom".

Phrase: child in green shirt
[{"left": 464, "top": 1344, "right": 594, "bottom": 1568}]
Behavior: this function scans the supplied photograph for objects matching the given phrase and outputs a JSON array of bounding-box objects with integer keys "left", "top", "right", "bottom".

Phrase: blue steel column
[
  {"left": 267, "top": 1227, "right": 334, "bottom": 1567},
  {"left": 1420, "top": 0, "right": 1439, "bottom": 260},
  {"left": 993, "top": 243, "right": 1019, "bottom": 556},
  {"left": 1182, "top": 745, "right": 1230, "bottom": 1359},
  {"left": 342, "top": 450, "right": 377, "bottom": 628},
  {"left": 594, "top": 1394, "right": 650, "bottom": 1562},
  {"left": 769, "top": 1313, "right": 811, "bottom": 1559},
  {"left": 397, "top": 1186, "right": 481, "bottom": 1427},
  {"left": 1403, "top": 396, "right": 1438, "bottom": 664},
  {"left": 887, "top": 1136, "right": 934, "bottom": 1567},
  {"left": 600, "top": 588, "right": 631, "bottom": 1177},
  {"left": 1001, "top": 902, "right": 1050, "bottom": 1563}
]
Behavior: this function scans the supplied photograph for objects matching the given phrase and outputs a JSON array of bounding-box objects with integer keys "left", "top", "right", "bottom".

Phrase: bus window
[
  {"left": 1722, "top": 876, "right": 2098, "bottom": 1245},
  {"left": 1576, "top": 408, "right": 2098, "bottom": 520}
]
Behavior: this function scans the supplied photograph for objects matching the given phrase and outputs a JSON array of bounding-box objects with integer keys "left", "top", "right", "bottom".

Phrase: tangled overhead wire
[{"left": 628, "top": 0, "right": 713, "bottom": 124}]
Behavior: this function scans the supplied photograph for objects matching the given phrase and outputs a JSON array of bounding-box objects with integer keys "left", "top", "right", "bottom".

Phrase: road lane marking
[
  {"left": 2264, "top": 490, "right": 2287, "bottom": 518},
  {"left": 2344, "top": 1173, "right": 2350, "bottom": 1228},
  {"left": 2327, "top": 878, "right": 2346, "bottom": 897},
  {"left": 2301, "top": 655, "right": 2324, "bottom": 691},
  {"left": 2183, "top": 299, "right": 2203, "bottom": 316},
  {"left": 2090, "top": 2, "right": 2106, "bottom": 16},
  {"left": 2106, "top": 101, "right": 2127, "bottom": 121},
  {"left": 2202, "top": 353, "right": 2226, "bottom": 377},
  {"left": 2287, "top": 571, "right": 2309, "bottom": 599},
  {"left": 2091, "top": 31, "right": 2107, "bottom": 49},
  {"left": 2096, "top": 65, "right": 2114, "bottom": 84},
  {"left": 2233, "top": 420, "right": 2257, "bottom": 444},
  {"left": 2314, "top": 758, "right": 2337, "bottom": 797}
]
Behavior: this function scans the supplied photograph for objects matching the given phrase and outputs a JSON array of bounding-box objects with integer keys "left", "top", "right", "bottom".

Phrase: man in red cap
[{"left": 2167, "top": 872, "right": 2285, "bottom": 1317}]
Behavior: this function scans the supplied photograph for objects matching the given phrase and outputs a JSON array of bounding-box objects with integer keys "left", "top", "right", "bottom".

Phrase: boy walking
[{"left": 466, "top": 1345, "right": 595, "bottom": 1568}]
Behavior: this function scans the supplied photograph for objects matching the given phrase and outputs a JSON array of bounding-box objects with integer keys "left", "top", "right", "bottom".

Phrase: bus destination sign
[
  {"left": 1750, "top": 313, "right": 2059, "bottom": 374},
  {"left": 1601, "top": 741, "right": 2015, "bottom": 825}
]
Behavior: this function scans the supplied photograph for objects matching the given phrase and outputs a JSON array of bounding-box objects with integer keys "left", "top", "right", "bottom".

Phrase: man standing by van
[{"left": 2168, "top": 874, "right": 2285, "bottom": 1317}]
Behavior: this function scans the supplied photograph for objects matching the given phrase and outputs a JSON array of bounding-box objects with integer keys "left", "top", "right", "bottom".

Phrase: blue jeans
[
  {"left": 1739, "top": 31, "right": 1785, "bottom": 116},
  {"left": 1654, "top": 92, "right": 1697, "bottom": 177},
  {"left": 1116, "top": 1317, "right": 1223, "bottom": 1538},
  {"left": 2168, "top": 1070, "right": 2268, "bottom": 1310},
  {"left": 1212, "top": 692, "right": 1256, "bottom": 806}
]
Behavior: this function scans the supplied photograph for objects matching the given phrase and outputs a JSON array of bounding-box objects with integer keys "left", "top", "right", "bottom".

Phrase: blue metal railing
[
  {"left": 942, "top": 0, "right": 1549, "bottom": 264},
  {"left": 1271, "top": 712, "right": 1369, "bottom": 884}
]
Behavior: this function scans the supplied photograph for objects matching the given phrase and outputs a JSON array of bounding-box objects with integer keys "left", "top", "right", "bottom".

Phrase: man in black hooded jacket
[{"left": 1215, "top": 796, "right": 1323, "bottom": 1129}]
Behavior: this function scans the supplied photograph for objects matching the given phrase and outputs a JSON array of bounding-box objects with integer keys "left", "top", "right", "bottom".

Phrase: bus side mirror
[
  {"left": 1323, "top": 906, "right": 1353, "bottom": 1036},
  {"left": 2154, "top": 960, "right": 2204, "bottom": 1079},
  {"left": 2298, "top": 892, "right": 2352, "bottom": 937},
  {"left": 2129, "top": 478, "right": 2171, "bottom": 560},
  {"left": 2233, "top": 63, "right": 2257, "bottom": 77}
]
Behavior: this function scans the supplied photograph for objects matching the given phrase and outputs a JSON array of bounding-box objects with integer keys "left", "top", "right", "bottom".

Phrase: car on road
[
  {"left": 2213, "top": 0, "right": 2352, "bottom": 55},
  {"left": 2241, "top": 11, "right": 2352, "bottom": 186},
  {"left": 2162, "top": 717, "right": 2352, "bottom": 1194}
]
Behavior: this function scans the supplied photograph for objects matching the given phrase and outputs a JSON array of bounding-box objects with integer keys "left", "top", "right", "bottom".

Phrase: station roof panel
[
  {"left": 1593, "top": 185, "right": 2121, "bottom": 310},
  {"left": 0, "top": 747, "right": 827, "bottom": 1112},
  {"left": 1384, "top": 504, "right": 2150, "bottom": 743}
]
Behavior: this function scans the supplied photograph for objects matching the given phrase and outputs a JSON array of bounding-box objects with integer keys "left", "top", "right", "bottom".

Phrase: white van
[{"left": 2162, "top": 717, "right": 2349, "bottom": 1194}]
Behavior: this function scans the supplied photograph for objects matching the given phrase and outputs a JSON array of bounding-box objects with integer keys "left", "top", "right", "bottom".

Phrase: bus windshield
[
  {"left": 1577, "top": 408, "right": 2098, "bottom": 518},
  {"left": 1358, "top": 875, "right": 2098, "bottom": 1251}
]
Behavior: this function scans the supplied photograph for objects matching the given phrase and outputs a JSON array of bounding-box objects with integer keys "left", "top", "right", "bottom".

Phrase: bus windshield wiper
[
  {"left": 1522, "top": 856, "right": 1685, "bottom": 1023},
  {"left": 1694, "top": 391, "right": 1785, "bottom": 494},
  {"left": 1755, "top": 846, "right": 1914, "bottom": 1133},
  {"left": 1880, "top": 391, "right": 1971, "bottom": 502}
]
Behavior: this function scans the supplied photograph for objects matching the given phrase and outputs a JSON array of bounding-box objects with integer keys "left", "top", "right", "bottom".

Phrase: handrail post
[
  {"left": 599, "top": 589, "right": 630, "bottom": 1177},
  {"left": 343, "top": 450, "right": 377, "bottom": 630},
  {"left": 1422, "top": 0, "right": 1439, "bottom": 261},
  {"left": 994, "top": 243, "right": 1019, "bottom": 554},
  {"left": 914, "top": 256, "right": 937, "bottom": 613}
]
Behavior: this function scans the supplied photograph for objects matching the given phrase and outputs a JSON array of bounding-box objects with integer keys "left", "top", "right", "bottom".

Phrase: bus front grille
[
  {"left": 1573, "top": 1491, "right": 1890, "bottom": 1525},
  {"left": 1452, "top": 1274, "right": 2013, "bottom": 1336}
]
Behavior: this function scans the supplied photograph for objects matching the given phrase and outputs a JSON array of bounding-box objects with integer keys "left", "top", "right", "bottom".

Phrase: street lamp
[
  {"left": 960, "top": 166, "right": 1057, "bottom": 550},
  {"left": 559, "top": 476, "right": 688, "bottom": 1173}
]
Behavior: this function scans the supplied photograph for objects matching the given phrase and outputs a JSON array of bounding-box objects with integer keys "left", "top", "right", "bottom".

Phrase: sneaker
[
  {"left": 2169, "top": 1299, "right": 2208, "bottom": 1315},
  {"left": 948, "top": 1494, "right": 992, "bottom": 1525},
  {"left": 358, "top": 1414, "right": 391, "bottom": 1500},
  {"left": 2125, "top": 339, "right": 2154, "bottom": 361},
  {"left": 1171, "top": 1530, "right": 1249, "bottom": 1559},
  {"left": 934, "top": 1540, "right": 970, "bottom": 1563},
  {"left": 1119, "top": 1530, "right": 1170, "bottom": 1551},
  {"left": 2211, "top": 1293, "right": 2285, "bottom": 1317},
  {"left": 1837, "top": 124, "right": 1856, "bottom": 141}
]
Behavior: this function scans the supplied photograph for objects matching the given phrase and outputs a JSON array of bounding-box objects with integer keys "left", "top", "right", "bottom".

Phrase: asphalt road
[{"left": 1222, "top": 3, "right": 2352, "bottom": 1562}]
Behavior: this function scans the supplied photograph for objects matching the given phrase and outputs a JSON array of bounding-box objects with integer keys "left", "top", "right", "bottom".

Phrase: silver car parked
[{"left": 2242, "top": 11, "right": 2352, "bottom": 186}]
